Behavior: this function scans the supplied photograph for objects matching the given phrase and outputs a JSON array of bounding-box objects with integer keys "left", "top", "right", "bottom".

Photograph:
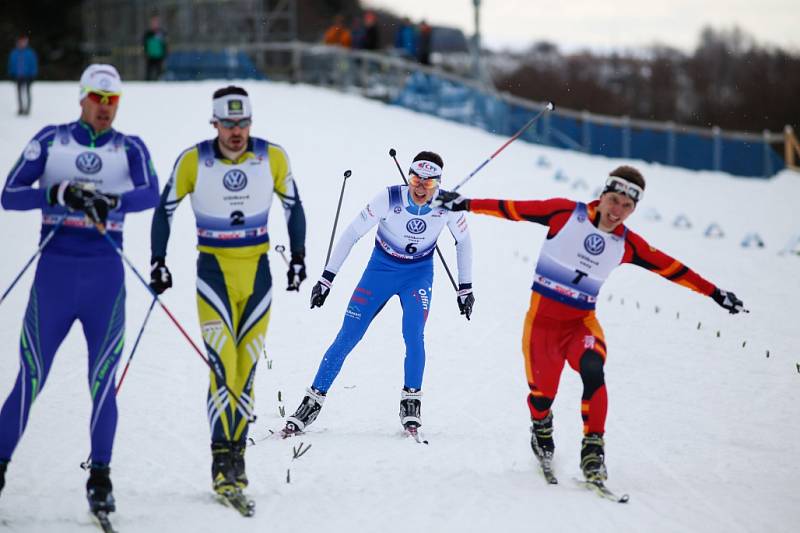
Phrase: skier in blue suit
[
  {"left": 0, "top": 64, "right": 159, "bottom": 516},
  {"left": 282, "top": 151, "right": 474, "bottom": 437}
]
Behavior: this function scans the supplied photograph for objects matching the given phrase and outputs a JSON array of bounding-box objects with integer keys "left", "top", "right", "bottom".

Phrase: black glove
[
  {"left": 711, "top": 288, "right": 745, "bottom": 314},
  {"left": 435, "top": 190, "right": 470, "bottom": 211},
  {"left": 149, "top": 257, "right": 173, "bottom": 295},
  {"left": 287, "top": 252, "right": 307, "bottom": 291},
  {"left": 49, "top": 181, "right": 119, "bottom": 225},
  {"left": 310, "top": 271, "right": 335, "bottom": 309},
  {"left": 456, "top": 283, "right": 475, "bottom": 320}
]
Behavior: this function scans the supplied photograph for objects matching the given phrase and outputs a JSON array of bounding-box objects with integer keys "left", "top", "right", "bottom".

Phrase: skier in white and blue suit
[
  {"left": 282, "top": 151, "right": 474, "bottom": 436},
  {"left": 0, "top": 64, "right": 159, "bottom": 514}
]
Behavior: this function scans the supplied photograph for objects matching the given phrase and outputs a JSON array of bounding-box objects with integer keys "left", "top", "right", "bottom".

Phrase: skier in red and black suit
[{"left": 436, "top": 165, "right": 744, "bottom": 484}]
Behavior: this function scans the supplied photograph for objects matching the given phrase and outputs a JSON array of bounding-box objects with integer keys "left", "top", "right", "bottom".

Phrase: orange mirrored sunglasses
[
  {"left": 409, "top": 174, "right": 440, "bottom": 190},
  {"left": 86, "top": 91, "right": 121, "bottom": 105}
]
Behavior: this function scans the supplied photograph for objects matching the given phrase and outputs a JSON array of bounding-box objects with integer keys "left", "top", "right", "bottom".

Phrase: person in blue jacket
[
  {"left": 7, "top": 35, "right": 38, "bottom": 116},
  {"left": 0, "top": 64, "right": 159, "bottom": 516}
]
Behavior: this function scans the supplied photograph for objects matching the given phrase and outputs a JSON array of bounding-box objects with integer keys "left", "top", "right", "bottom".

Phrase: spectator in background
[
  {"left": 394, "top": 18, "right": 417, "bottom": 59},
  {"left": 417, "top": 20, "right": 432, "bottom": 65},
  {"left": 323, "top": 14, "right": 352, "bottom": 48},
  {"left": 7, "top": 35, "right": 38, "bottom": 116},
  {"left": 362, "top": 11, "right": 380, "bottom": 51},
  {"left": 351, "top": 15, "right": 366, "bottom": 50},
  {"left": 143, "top": 15, "right": 168, "bottom": 81}
]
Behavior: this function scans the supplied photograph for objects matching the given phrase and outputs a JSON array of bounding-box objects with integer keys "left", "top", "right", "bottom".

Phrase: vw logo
[
  {"left": 75, "top": 152, "right": 102, "bottom": 174},
  {"left": 406, "top": 218, "right": 427, "bottom": 234},
  {"left": 584, "top": 234, "right": 606, "bottom": 255},
  {"left": 223, "top": 169, "right": 248, "bottom": 192}
]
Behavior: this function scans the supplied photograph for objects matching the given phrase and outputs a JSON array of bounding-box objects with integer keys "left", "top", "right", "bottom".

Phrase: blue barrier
[
  {"left": 392, "top": 72, "right": 784, "bottom": 178},
  {"left": 164, "top": 50, "right": 266, "bottom": 81}
]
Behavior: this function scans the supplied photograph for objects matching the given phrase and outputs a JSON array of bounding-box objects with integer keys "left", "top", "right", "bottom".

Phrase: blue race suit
[
  {"left": 0, "top": 121, "right": 159, "bottom": 465},
  {"left": 311, "top": 185, "right": 472, "bottom": 393}
]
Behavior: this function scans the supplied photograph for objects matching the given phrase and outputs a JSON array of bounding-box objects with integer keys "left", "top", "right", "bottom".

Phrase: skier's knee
[
  {"left": 580, "top": 351, "right": 605, "bottom": 397},
  {"left": 529, "top": 393, "right": 553, "bottom": 413}
]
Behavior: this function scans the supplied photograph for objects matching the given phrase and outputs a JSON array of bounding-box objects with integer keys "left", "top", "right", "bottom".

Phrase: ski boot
[
  {"left": 0, "top": 460, "right": 7, "bottom": 496},
  {"left": 580, "top": 433, "right": 608, "bottom": 483},
  {"left": 283, "top": 387, "right": 326, "bottom": 437},
  {"left": 530, "top": 412, "right": 555, "bottom": 461},
  {"left": 399, "top": 387, "right": 422, "bottom": 431},
  {"left": 86, "top": 464, "right": 116, "bottom": 514},
  {"left": 231, "top": 440, "right": 248, "bottom": 489},
  {"left": 211, "top": 442, "right": 238, "bottom": 495}
]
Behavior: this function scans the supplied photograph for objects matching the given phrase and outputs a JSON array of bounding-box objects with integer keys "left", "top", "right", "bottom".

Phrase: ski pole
[
  {"left": 98, "top": 231, "right": 256, "bottom": 423},
  {"left": 0, "top": 218, "right": 64, "bottom": 306},
  {"left": 389, "top": 149, "right": 458, "bottom": 292},
  {"left": 115, "top": 296, "right": 157, "bottom": 393},
  {"left": 273, "top": 244, "right": 290, "bottom": 267},
  {"left": 453, "top": 101, "right": 554, "bottom": 192},
  {"left": 325, "top": 170, "right": 352, "bottom": 267}
]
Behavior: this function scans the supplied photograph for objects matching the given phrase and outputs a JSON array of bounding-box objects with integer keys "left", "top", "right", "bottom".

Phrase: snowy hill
[{"left": 0, "top": 81, "right": 798, "bottom": 533}]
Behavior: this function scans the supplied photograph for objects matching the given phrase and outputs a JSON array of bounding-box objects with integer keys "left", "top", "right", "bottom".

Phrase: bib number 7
[{"left": 572, "top": 269, "right": 588, "bottom": 284}]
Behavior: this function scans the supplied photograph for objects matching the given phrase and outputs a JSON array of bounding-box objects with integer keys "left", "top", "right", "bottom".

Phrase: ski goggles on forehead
[
  {"left": 215, "top": 117, "right": 252, "bottom": 129},
  {"left": 603, "top": 176, "right": 643, "bottom": 203},
  {"left": 408, "top": 174, "right": 441, "bottom": 190},
  {"left": 86, "top": 90, "right": 121, "bottom": 105}
]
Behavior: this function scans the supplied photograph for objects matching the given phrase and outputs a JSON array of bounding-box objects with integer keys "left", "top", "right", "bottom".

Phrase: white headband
[
  {"left": 211, "top": 93, "right": 252, "bottom": 121},
  {"left": 409, "top": 160, "right": 442, "bottom": 179}
]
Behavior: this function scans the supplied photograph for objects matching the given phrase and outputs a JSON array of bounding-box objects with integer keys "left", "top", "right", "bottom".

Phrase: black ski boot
[
  {"left": 231, "top": 440, "right": 248, "bottom": 489},
  {"left": 399, "top": 387, "right": 422, "bottom": 431},
  {"left": 283, "top": 387, "right": 326, "bottom": 436},
  {"left": 0, "top": 460, "right": 7, "bottom": 496},
  {"left": 86, "top": 464, "right": 116, "bottom": 513},
  {"left": 530, "top": 412, "right": 555, "bottom": 460},
  {"left": 580, "top": 433, "right": 608, "bottom": 483},
  {"left": 211, "top": 442, "right": 237, "bottom": 494}
]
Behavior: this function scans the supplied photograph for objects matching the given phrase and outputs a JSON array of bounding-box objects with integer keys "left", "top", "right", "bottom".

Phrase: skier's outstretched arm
[
  {"left": 624, "top": 230, "right": 745, "bottom": 313},
  {"left": 437, "top": 191, "right": 575, "bottom": 227}
]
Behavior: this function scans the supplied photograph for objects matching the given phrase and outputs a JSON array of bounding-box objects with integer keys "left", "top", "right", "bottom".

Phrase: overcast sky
[{"left": 362, "top": 0, "right": 799, "bottom": 53}]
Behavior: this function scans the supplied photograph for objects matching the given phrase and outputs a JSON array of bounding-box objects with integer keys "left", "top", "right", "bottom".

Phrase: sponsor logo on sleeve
[{"left": 23, "top": 140, "right": 41, "bottom": 161}]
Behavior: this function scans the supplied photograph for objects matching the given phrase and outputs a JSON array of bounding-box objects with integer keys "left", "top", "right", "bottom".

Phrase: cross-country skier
[
  {"left": 0, "top": 64, "right": 159, "bottom": 514},
  {"left": 149, "top": 86, "right": 306, "bottom": 501},
  {"left": 282, "top": 152, "right": 474, "bottom": 438},
  {"left": 436, "top": 165, "right": 744, "bottom": 484}
]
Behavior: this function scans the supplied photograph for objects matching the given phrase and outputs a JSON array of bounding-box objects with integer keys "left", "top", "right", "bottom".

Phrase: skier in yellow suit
[{"left": 149, "top": 86, "right": 306, "bottom": 497}]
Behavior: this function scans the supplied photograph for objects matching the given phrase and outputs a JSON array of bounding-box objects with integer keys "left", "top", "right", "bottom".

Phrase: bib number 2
[{"left": 230, "top": 210, "right": 245, "bottom": 226}]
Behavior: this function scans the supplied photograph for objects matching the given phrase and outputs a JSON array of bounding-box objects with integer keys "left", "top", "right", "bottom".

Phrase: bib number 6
[{"left": 405, "top": 243, "right": 417, "bottom": 254}]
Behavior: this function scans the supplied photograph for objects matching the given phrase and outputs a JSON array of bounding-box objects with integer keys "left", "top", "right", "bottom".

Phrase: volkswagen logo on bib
[
  {"left": 75, "top": 152, "right": 102, "bottom": 175},
  {"left": 584, "top": 234, "right": 606, "bottom": 255},
  {"left": 406, "top": 218, "right": 427, "bottom": 234},
  {"left": 223, "top": 169, "right": 248, "bottom": 192}
]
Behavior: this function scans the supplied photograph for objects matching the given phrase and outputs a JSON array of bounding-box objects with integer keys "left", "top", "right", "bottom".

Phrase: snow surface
[{"left": 0, "top": 81, "right": 798, "bottom": 533}]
